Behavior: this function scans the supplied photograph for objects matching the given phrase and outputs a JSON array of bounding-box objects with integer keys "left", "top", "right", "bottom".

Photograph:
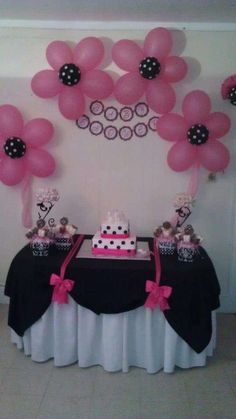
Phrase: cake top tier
[{"left": 102, "top": 210, "right": 128, "bottom": 225}]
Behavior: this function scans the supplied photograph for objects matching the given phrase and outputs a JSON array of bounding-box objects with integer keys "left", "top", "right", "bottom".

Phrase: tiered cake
[{"left": 92, "top": 210, "right": 136, "bottom": 256}]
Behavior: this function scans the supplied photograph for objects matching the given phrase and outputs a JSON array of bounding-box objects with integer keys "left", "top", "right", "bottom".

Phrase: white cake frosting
[{"left": 92, "top": 210, "right": 136, "bottom": 255}]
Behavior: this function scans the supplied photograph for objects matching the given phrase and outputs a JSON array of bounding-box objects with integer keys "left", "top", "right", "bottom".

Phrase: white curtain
[{"left": 11, "top": 296, "right": 216, "bottom": 373}]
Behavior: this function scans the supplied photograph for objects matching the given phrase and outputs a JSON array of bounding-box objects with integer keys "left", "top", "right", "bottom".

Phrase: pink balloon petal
[
  {"left": 112, "top": 40, "right": 144, "bottom": 71},
  {"left": 156, "top": 113, "right": 188, "bottom": 141},
  {"left": 182, "top": 90, "right": 211, "bottom": 125},
  {"left": 167, "top": 141, "right": 197, "bottom": 172},
  {"left": 0, "top": 134, "right": 5, "bottom": 158},
  {"left": 162, "top": 56, "right": 187, "bottom": 83},
  {"left": 23, "top": 119, "right": 54, "bottom": 147},
  {"left": 31, "top": 70, "right": 63, "bottom": 98},
  {"left": 0, "top": 105, "right": 24, "bottom": 137},
  {"left": 0, "top": 156, "right": 26, "bottom": 185},
  {"left": 205, "top": 112, "right": 231, "bottom": 139},
  {"left": 58, "top": 87, "right": 85, "bottom": 120},
  {"left": 80, "top": 69, "right": 114, "bottom": 99},
  {"left": 146, "top": 80, "right": 176, "bottom": 114},
  {"left": 26, "top": 148, "right": 55, "bottom": 177},
  {"left": 73, "top": 37, "right": 104, "bottom": 71},
  {"left": 46, "top": 41, "right": 73, "bottom": 70},
  {"left": 144, "top": 27, "right": 172, "bottom": 59},
  {"left": 114, "top": 72, "right": 146, "bottom": 105},
  {"left": 197, "top": 140, "right": 230, "bottom": 171}
]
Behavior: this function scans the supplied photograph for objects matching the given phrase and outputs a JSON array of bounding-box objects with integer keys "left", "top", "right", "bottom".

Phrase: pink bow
[
  {"left": 50, "top": 273, "right": 74, "bottom": 304},
  {"left": 144, "top": 280, "right": 172, "bottom": 311}
]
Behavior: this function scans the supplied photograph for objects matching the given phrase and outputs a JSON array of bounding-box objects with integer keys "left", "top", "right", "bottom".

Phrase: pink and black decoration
[
  {"left": 0, "top": 105, "right": 56, "bottom": 228},
  {"left": 221, "top": 74, "right": 236, "bottom": 106},
  {"left": 31, "top": 38, "right": 114, "bottom": 120},
  {"left": 112, "top": 27, "right": 188, "bottom": 114}
]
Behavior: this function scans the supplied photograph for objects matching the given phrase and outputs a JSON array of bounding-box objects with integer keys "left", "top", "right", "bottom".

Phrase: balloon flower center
[
  {"left": 228, "top": 85, "right": 236, "bottom": 106},
  {"left": 139, "top": 57, "right": 161, "bottom": 80},
  {"left": 59, "top": 63, "right": 81, "bottom": 86},
  {"left": 187, "top": 124, "right": 209, "bottom": 146},
  {"left": 4, "top": 137, "right": 27, "bottom": 159}
]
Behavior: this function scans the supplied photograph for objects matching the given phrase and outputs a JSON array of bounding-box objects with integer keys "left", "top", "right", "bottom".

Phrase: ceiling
[{"left": 0, "top": 0, "right": 236, "bottom": 28}]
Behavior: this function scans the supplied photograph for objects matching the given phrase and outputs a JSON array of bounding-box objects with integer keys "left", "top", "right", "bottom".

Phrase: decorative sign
[{"left": 76, "top": 101, "right": 159, "bottom": 141}]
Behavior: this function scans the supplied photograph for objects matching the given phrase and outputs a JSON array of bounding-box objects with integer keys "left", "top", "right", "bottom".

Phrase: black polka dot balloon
[
  {"left": 139, "top": 57, "right": 161, "bottom": 80},
  {"left": 59, "top": 63, "right": 81, "bottom": 86},
  {"left": 4, "top": 137, "right": 26, "bottom": 158},
  {"left": 228, "top": 85, "right": 236, "bottom": 105},
  {"left": 187, "top": 124, "right": 209, "bottom": 145}
]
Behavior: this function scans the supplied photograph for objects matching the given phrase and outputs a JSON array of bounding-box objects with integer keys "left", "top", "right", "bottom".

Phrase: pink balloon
[
  {"left": 23, "top": 119, "right": 54, "bottom": 147},
  {"left": 144, "top": 27, "right": 172, "bottom": 59},
  {"left": 46, "top": 41, "right": 73, "bottom": 71},
  {"left": 58, "top": 88, "right": 85, "bottom": 120},
  {"left": 112, "top": 40, "right": 144, "bottom": 71},
  {"left": 182, "top": 90, "right": 211, "bottom": 125},
  {"left": 31, "top": 70, "right": 62, "bottom": 98},
  {"left": 197, "top": 140, "right": 230, "bottom": 171},
  {"left": 156, "top": 114, "right": 188, "bottom": 141},
  {"left": 146, "top": 80, "right": 176, "bottom": 114},
  {"left": 73, "top": 37, "right": 104, "bottom": 71},
  {"left": 114, "top": 72, "right": 146, "bottom": 105},
  {"left": 80, "top": 70, "right": 114, "bottom": 99},
  {"left": 162, "top": 56, "right": 187, "bottom": 83},
  {"left": 0, "top": 105, "right": 24, "bottom": 137},
  {"left": 167, "top": 141, "right": 197, "bottom": 172},
  {"left": 0, "top": 157, "right": 26, "bottom": 185},
  {"left": 26, "top": 149, "right": 55, "bottom": 177},
  {"left": 205, "top": 112, "right": 231, "bottom": 139}
]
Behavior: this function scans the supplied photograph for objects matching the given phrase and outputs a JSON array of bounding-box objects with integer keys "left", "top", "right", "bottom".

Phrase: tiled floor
[{"left": 0, "top": 304, "right": 236, "bottom": 419}]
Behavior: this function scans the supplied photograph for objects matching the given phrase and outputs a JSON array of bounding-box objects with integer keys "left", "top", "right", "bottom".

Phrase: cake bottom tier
[{"left": 92, "top": 231, "right": 136, "bottom": 255}]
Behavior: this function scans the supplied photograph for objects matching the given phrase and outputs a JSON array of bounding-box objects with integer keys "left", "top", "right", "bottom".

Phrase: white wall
[{"left": 0, "top": 27, "right": 235, "bottom": 311}]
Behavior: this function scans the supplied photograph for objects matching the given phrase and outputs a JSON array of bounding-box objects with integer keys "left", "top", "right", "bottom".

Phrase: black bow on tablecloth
[{"left": 4, "top": 235, "right": 220, "bottom": 353}]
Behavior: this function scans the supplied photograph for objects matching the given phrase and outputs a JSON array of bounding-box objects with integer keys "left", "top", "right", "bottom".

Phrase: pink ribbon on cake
[
  {"left": 145, "top": 238, "right": 172, "bottom": 311},
  {"left": 50, "top": 234, "right": 84, "bottom": 304}
]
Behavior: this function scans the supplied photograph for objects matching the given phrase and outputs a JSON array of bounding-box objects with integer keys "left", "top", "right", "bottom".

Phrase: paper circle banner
[{"left": 76, "top": 100, "right": 159, "bottom": 140}]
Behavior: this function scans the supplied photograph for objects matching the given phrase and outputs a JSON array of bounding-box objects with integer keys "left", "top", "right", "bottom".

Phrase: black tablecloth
[{"left": 4, "top": 235, "right": 220, "bottom": 353}]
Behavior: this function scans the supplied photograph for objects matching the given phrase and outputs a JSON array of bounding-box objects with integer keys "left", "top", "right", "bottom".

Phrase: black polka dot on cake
[
  {"left": 103, "top": 230, "right": 107, "bottom": 234},
  {"left": 131, "top": 241, "right": 134, "bottom": 244},
  {"left": 113, "top": 231, "right": 116, "bottom": 234},
  {"left": 117, "top": 246, "right": 120, "bottom": 249},
  {"left": 118, "top": 226, "right": 122, "bottom": 230},
  {"left": 121, "top": 241, "right": 125, "bottom": 245},
  {"left": 107, "top": 226, "right": 111, "bottom": 230},
  {"left": 104, "top": 245, "right": 108, "bottom": 249},
  {"left": 94, "top": 244, "right": 97, "bottom": 248},
  {"left": 110, "top": 241, "right": 114, "bottom": 244},
  {"left": 124, "top": 230, "right": 128, "bottom": 234},
  {"left": 98, "top": 240, "right": 102, "bottom": 244}
]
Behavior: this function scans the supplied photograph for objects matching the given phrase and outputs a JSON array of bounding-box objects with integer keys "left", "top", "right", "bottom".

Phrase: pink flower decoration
[
  {"left": 112, "top": 27, "right": 187, "bottom": 114},
  {"left": 0, "top": 105, "right": 55, "bottom": 186},
  {"left": 156, "top": 90, "right": 231, "bottom": 172},
  {"left": 31, "top": 38, "right": 114, "bottom": 120},
  {"left": 221, "top": 74, "right": 236, "bottom": 105}
]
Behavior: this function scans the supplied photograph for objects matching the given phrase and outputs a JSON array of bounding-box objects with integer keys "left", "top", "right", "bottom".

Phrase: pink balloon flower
[
  {"left": 31, "top": 38, "right": 114, "bottom": 120},
  {"left": 156, "top": 90, "right": 231, "bottom": 172},
  {"left": 112, "top": 27, "right": 187, "bottom": 114},
  {"left": 0, "top": 105, "right": 55, "bottom": 186}
]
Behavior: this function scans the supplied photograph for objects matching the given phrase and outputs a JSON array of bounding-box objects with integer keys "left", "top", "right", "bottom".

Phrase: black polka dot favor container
[
  {"left": 156, "top": 236, "right": 176, "bottom": 255},
  {"left": 30, "top": 236, "right": 51, "bottom": 256},
  {"left": 55, "top": 234, "right": 73, "bottom": 251},
  {"left": 177, "top": 241, "right": 197, "bottom": 262}
]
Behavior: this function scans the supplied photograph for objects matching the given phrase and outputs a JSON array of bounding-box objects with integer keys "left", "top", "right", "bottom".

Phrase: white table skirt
[{"left": 11, "top": 296, "right": 216, "bottom": 373}]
